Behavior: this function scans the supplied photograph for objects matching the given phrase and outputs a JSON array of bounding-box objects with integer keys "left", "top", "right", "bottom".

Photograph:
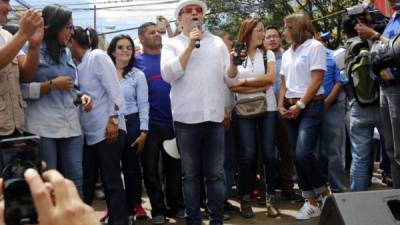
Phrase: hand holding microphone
[{"left": 190, "top": 20, "right": 202, "bottom": 48}]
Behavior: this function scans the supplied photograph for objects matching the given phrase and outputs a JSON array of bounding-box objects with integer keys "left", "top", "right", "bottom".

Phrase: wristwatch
[
  {"left": 372, "top": 32, "right": 381, "bottom": 41},
  {"left": 110, "top": 116, "right": 119, "bottom": 125},
  {"left": 296, "top": 101, "right": 306, "bottom": 110}
]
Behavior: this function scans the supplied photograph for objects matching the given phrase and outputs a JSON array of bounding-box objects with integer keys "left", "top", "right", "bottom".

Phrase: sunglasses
[
  {"left": 179, "top": 6, "right": 203, "bottom": 15},
  {"left": 117, "top": 45, "right": 133, "bottom": 51}
]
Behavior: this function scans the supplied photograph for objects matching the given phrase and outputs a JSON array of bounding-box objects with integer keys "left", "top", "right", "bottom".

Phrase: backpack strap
[{"left": 263, "top": 50, "right": 268, "bottom": 74}]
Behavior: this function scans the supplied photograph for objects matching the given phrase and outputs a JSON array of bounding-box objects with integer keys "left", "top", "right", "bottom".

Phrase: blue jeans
[
  {"left": 174, "top": 121, "right": 225, "bottom": 225},
  {"left": 224, "top": 126, "right": 235, "bottom": 200},
  {"left": 349, "top": 102, "right": 382, "bottom": 191},
  {"left": 284, "top": 100, "right": 326, "bottom": 198},
  {"left": 236, "top": 111, "right": 277, "bottom": 195},
  {"left": 380, "top": 83, "right": 400, "bottom": 188},
  {"left": 40, "top": 136, "right": 83, "bottom": 197},
  {"left": 318, "top": 93, "right": 346, "bottom": 192}
]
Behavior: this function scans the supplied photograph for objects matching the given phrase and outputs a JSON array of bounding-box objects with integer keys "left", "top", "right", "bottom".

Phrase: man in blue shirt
[
  {"left": 136, "top": 22, "right": 184, "bottom": 224},
  {"left": 355, "top": 0, "right": 400, "bottom": 189},
  {"left": 316, "top": 35, "right": 346, "bottom": 193}
]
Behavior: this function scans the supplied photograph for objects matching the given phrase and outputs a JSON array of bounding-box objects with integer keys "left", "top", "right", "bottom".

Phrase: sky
[{"left": 10, "top": 0, "right": 179, "bottom": 40}]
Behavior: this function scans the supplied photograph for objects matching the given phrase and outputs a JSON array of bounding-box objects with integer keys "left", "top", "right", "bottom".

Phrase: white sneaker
[{"left": 295, "top": 201, "right": 321, "bottom": 220}]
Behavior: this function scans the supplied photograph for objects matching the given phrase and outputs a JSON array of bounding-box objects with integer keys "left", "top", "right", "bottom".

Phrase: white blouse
[{"left": 236, "top": 48, "right": 277, "bottom": 111}]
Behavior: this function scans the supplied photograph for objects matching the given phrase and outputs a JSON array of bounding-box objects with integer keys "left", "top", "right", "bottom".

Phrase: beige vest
[{"left": 0, "top": 29, "right": 26, "bottom": 135}]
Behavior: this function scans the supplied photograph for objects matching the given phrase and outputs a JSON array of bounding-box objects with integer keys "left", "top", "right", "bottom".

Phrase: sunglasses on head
[
  {"left": 117, "top": 45, "right": 133, "bottom": 51},
  {"left": 179, "top": 6, "right": 203, "bottom": 15}
]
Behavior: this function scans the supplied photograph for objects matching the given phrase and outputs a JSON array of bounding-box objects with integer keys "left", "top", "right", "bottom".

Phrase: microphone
[{"left": 192, "top": 21, "right": 201, "bottom": 48}]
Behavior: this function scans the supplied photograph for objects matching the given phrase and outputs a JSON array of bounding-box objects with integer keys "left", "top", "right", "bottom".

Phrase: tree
[{"left": 205, "top": 0, "right": 360, "bottom": 48}]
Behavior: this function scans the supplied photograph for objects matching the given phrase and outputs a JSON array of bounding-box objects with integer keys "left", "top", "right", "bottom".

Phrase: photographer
[
  {"left": 0, "top": 169, "right": 99, "bottom": 225},
  {"left": 355, "top": 0, "right": 400, "bottom": 189}
]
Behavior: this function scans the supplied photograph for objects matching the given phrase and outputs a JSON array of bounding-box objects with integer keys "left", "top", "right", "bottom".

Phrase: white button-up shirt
[
  {"left": 280, "top": 39, "right": 326, "bottom": 98},
  {"left": 161, "top": 32, "right": 231, "bottom": 124},
  {"left": 77, "top": 49, "right": 126, "bottom": 145}
]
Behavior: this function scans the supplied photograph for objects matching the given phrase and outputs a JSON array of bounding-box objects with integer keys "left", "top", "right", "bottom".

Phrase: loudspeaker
[{"left": 319, "top": 189, "right": 400, "bottom": 225}]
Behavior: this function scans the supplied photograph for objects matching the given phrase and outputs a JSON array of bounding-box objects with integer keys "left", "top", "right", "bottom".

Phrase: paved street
[{"left": 93, "top": 171, "right": 391, "bottom": 225}]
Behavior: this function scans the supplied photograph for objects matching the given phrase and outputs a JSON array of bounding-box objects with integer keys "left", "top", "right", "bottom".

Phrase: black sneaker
[
  {"left": 224, "top": 200, "right": 240, "bottom": 212},
  {"left": 281, "top": 190, "right": 304, "bottom": 202},
  {"left": 240, "top": 195, "right": 254, "bottom": 218}
]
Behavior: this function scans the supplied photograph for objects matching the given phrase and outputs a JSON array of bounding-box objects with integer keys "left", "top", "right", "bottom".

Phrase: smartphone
[
  {"left": 157, "top": 19, "right": 167, "bottom": 34},
  {"left": 0, "top": 136, "right": 41, "bottom": 225}
]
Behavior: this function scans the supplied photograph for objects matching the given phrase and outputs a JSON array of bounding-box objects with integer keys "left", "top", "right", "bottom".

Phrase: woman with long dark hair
[
  {"left": 107, "top": 34, "right": 149, "bottom": 221},
  {"left": 278, "top": 13, "right": 331, "bottom": 220},
  {"left": 69, "top": 26, "right": 130, "bottom": 225},
  {"left": 22, "top": 5, "right": 89, "bottom": 197},
  {"left": 228, "top": 18, "right": 279, "bottom": 218}
]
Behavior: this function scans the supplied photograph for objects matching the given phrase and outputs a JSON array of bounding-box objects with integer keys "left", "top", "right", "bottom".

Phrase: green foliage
[{"left": 205, "top": 0, "right": 361, "bottom": 48}]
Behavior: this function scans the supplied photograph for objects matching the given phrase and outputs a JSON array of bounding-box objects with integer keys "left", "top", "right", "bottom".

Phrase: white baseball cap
[{"left": 174, "top": 0, "right": 207, "bottom": 18}]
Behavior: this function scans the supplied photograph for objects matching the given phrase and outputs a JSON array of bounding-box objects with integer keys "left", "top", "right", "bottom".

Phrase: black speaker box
[{"left": 319, "top": 189, "right": 400, "bottom": 225}]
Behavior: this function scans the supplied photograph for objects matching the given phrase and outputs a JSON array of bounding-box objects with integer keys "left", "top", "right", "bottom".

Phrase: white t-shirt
[
  {"left": 280, "top": 39, "right": 326, "bottom": 98},
  {"left": 333, "top": 47, "right": 346, "bottom": 70},
  {"left": 236, "top": 48, "right": 277, "bottom": 111},
  {"left": 0, "top": 28, "right": 25, "bottom": 57}
]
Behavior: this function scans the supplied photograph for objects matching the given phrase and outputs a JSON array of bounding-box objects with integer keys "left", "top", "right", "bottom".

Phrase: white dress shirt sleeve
[
  {"left": 20, "top": 82, "right": 41, "bottom": 99},
  {"left": 160, "top": 38, "right": 185, "bottom": 83},
  {"left": 94, "top": 52, "right": 125, "bottom": 116},
  {"left": 222, "top": 44, "right": 237, "bottom": 86}
]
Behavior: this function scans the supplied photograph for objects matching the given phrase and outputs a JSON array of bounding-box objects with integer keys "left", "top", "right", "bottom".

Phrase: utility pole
[{"left": 94, "top": 5, "right": 97, "bottom": 30}]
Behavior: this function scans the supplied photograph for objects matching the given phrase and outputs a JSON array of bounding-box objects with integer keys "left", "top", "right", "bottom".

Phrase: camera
[
  {"left": 346, "top": 4, "right": 388, "bottom": 33},
  {"left": 233, "top": 41, "right": 247, "bottom": 66},
  {"left": 0, "top": 136, "right": 42, "bottom": 225},
  {"left": 370, "top": 33, "right": 400, "bottom": 81}
]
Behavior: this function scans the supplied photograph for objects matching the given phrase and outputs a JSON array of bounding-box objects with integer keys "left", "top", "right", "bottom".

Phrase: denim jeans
[
  {"left": 83, "top": 131, "right": 128, "bottom": 225},
  {"left": 380, "top": 83, "right": 400, "bottom": 188},
  {"left": 275, "top": 115, "right": 295, "bottom": 192},
  {"left": 142, "top": 123, "right": 184, "bottom": 217},
  {"left": 40, "top": 135, "right": 83, "bottom": 197},
  {"left": 236, "top": 111, "right": 277, "bottom": 195},
  {"left": 122, "top": 113, "right": 142, "bottom": 213},
  {"left": 318, "top": 93, "right": 346, "bottom": 192},
  {"left": 224, "top": 126, "right": 236, "bottom": 200},
  {"left": 174, "top": 121, "right": 225, "bottom": 225},
  {"left": 284, "top": 100, "right": 326, "bottom": 198},
  {"left": 349, "top": 102, "right": 382, "bottom": 191}
]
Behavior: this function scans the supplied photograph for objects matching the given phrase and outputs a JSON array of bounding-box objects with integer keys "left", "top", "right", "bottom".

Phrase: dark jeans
[
  {"left": 380, "top": 83, "right": 400, "bottom": 188},
  {"left": 174, "top": 121, "right": 225, "bottom": 225},
  {"left": 236, "top": 111, "right": 277, "bottom": 195},
  {"left": 284, "top": 100, "right": 326, "bottom": 198},
  {"left": 224, "top": 126, "right": 236, "bottom": 199},
  {"left": 122, "top": 113, "right": 142, "bottom": 213},
  {"left": 142, "top": 123, "right": 184, "bottom": 217},
  {"left": 275, "top": 116, "right": 295, "bottom": 192},
  {"left": 83, "top": 131, "right": 128, "bottom": 225}
]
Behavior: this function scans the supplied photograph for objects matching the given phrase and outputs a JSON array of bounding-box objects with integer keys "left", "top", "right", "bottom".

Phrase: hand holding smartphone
[{"left": 0, "top": 136, "right": 41, "bottom": 225}]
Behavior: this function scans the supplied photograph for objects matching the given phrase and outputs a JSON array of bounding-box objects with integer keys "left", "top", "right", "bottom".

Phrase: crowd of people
[{"left": 0, "top": 0, "right": 399, "bottom": 225}]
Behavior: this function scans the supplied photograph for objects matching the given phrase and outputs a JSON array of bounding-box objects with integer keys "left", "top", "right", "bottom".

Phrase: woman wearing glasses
[
  {"left": 68, "top": 27, "right": 130, "bottom": 225},
  {"left": 21, "top": 5, "right": 89, "bottom": 197},
  {"left": 228, "top": 17, "right": 279, "bottom": 218},
  {"left": 107, "top": 35, "right": 149, "bottom": 222}
]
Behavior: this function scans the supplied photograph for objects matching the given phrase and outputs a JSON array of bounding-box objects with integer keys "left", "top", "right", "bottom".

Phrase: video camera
[
  {"left": 346, "top": 4, "right": 388, "bottom": 33},
  {"left": 370, "top": 33, "right": 400, "bottom": 81}
]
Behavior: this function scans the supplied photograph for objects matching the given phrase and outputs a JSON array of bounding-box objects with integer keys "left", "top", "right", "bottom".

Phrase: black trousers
[
  {"left": 142, "top": 123, "right": 184, "bottom": 216},
  {"left": 83, "top": 131, "right": 128, "bottom": 225},
  {"left": 122, "top": 113, "right": 142, "bottom": 213}
]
